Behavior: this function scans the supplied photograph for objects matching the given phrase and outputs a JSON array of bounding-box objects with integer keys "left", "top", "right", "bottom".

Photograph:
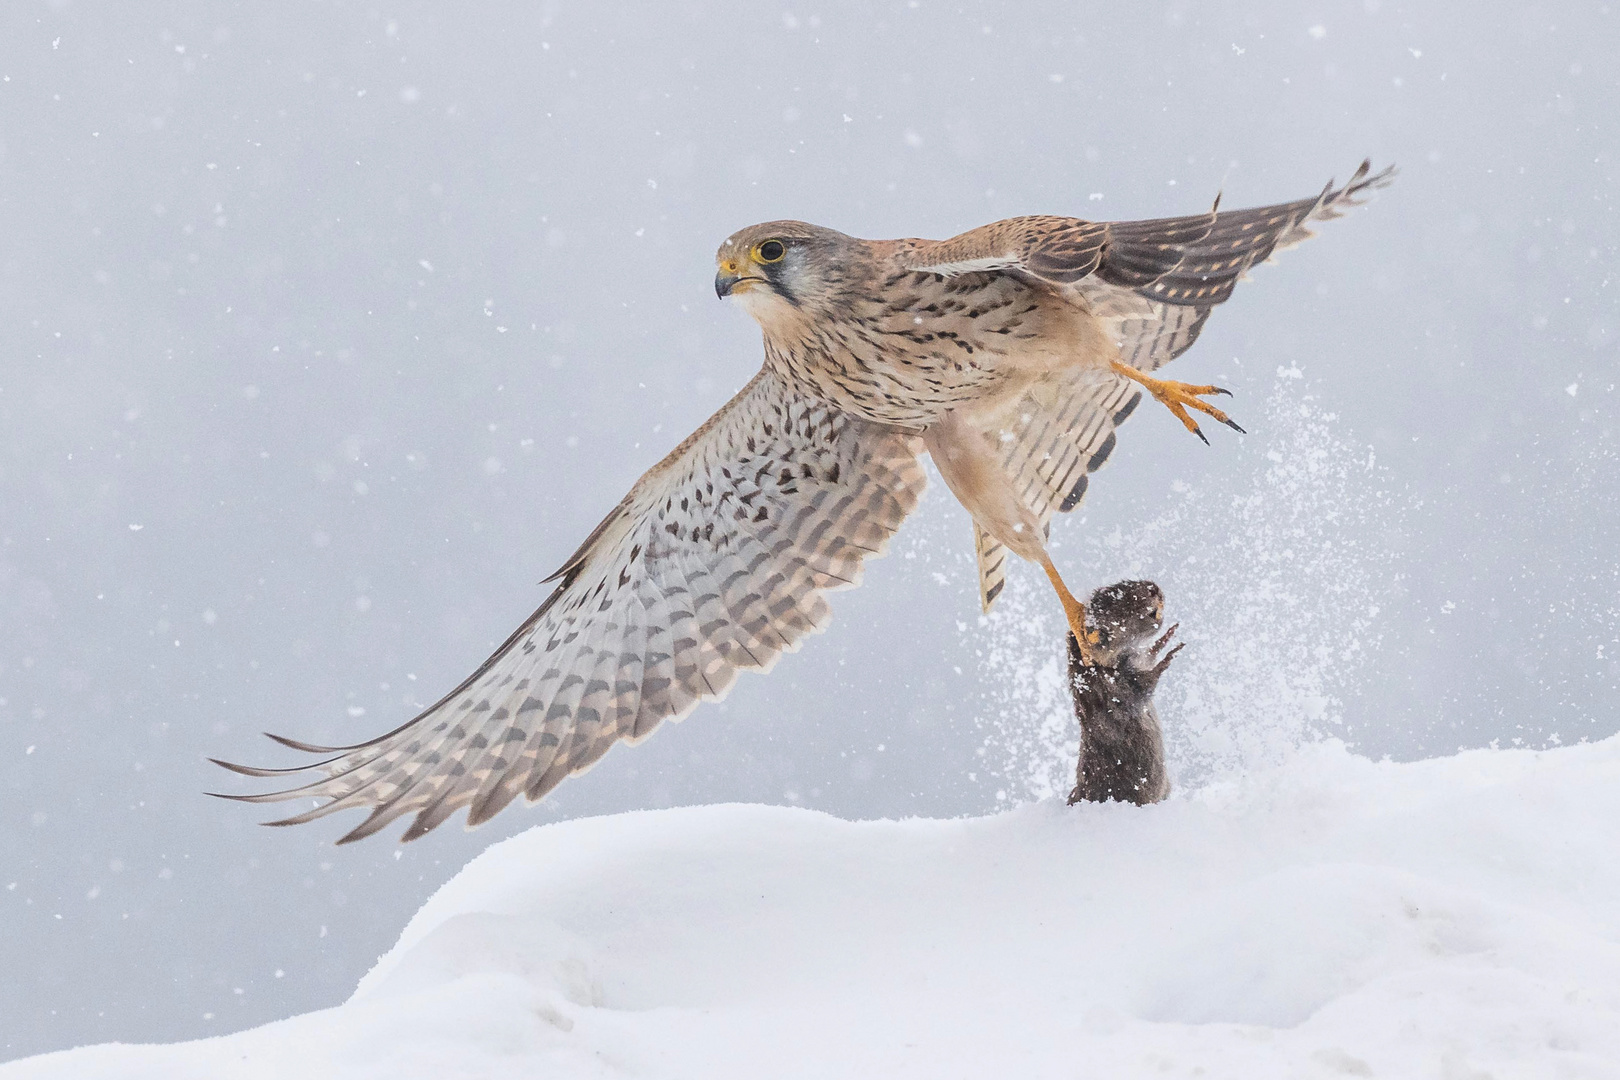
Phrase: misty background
[{"left": 2, "top": 0, "right": 1615, "bottom": 1061}]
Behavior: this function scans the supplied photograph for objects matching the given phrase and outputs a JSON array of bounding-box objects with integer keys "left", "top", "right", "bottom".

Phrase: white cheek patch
[{"left": 735, "top": 288, "right": 784, "bottom": 317}]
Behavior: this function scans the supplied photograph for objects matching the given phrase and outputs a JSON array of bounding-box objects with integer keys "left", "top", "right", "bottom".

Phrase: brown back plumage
[{"left": 906, "top": 161, "right": 1393, "bottom": 610}]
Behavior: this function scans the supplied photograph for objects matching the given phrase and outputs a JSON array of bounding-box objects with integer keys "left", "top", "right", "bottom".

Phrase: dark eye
[{"left": 755, "top": 239, "right": 786, "bottom": 263}]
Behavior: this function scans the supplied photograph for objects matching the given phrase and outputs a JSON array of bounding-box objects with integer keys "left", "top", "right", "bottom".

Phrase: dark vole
[{"left": 1066, "top": 580, "right": 1183, "bottom": 807}]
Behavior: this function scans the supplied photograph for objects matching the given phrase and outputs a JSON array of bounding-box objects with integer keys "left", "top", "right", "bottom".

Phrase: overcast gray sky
[{"left": 3, "top": 0, "right": 1616, "bottom": 1061}]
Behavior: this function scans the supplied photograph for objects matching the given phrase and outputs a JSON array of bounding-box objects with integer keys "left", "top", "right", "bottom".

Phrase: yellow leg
[
  {"left": 1111, "top": 360, "right": 1245, "bottom": 445},
  {"left": 1039, "top": 552, "right": 1097, "bottom": 665}
]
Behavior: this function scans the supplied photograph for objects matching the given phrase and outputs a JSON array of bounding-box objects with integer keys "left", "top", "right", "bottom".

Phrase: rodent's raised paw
[{"left": 1150, "top": 623, "right": 1184, "bottom": 677}]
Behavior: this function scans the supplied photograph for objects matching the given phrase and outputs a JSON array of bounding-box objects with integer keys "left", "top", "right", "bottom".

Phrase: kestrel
[{"left": 214, "top": 161, "right": 1392, "bottom": 842}]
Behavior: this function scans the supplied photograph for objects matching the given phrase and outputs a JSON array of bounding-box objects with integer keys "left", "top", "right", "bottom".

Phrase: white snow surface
[{"left": 9, "top": 738, "right": 1620, "bottom": 1079}]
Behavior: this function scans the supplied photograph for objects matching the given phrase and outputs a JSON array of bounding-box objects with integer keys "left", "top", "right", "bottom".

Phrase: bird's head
[
  {"left": 714, "top": 221, "right": 860, "bottom": 325},
  {"left": 1084, "top": 580, "right": 1166, "bottom": 658}
]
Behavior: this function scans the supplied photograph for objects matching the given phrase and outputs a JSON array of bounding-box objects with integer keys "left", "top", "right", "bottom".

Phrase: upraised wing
[
  {"left": 213, "top": 370, "right": 926, "bottom": 843},
  {"left": 905, "top": 160, "right": 1394, "bottom": 373},
  {"left": 910, "top": 161, "right": 1392, "bottom": 610}
]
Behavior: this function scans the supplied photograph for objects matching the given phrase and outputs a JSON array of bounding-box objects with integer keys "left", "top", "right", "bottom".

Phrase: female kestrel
[{"left": 214, "top": 161, "right": 1392, "bottom": 842}]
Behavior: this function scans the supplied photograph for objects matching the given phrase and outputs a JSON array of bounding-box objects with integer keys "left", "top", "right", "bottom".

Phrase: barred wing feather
[
  {"left": 213, "top": 370, "right": 926, "bottom": 843},
  {"left": 907, "top": 160, "right": 1394, "bottom": 373}
]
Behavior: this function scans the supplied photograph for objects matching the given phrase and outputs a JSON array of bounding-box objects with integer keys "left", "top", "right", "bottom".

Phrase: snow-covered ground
[{"left": 8, "top": 737, "right": 1618, "bottom": 1079}]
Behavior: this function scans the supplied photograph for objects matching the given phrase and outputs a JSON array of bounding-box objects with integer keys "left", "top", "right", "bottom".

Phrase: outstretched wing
[
  {"left": 906, "top": 160, "right": 1394, "bottom": 372},
  {"left": 213, "top": 369, "right": 926, "bottom": 843}
]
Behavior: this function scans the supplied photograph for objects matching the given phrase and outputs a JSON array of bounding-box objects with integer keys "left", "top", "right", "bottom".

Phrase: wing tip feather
[
  {"left": 1317, "top": 158, "right": 1397, "bottom": 219},
  {"left": 206, "top": 786, "right": 316, "bottom": 806},
  {"left": 335, "top": 806, "right": 410, "bottom": 845},
  {"left": 203, "top": 788, "right": 260, "bottom": 803},
  {"left": 209, "top": 754, "right": 342, "bottom": 778},
  {"left": 265, "top": 731, "right": 345, "bottom": 754}
]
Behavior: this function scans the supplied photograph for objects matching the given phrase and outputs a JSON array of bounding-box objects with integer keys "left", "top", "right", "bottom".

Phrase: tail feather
[{"left": 975, "top": 522, "right": 1009, "bottom": 613}]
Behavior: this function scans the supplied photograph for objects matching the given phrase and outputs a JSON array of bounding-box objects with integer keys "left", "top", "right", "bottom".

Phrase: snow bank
[{"left": 8, "top": 738, "right": 1620, "bottom": 1078}]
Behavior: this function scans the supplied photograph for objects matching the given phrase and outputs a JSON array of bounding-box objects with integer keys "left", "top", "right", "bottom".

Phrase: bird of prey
[{"left": 214, "top": 161, "right": 1392, "bottom": 843}]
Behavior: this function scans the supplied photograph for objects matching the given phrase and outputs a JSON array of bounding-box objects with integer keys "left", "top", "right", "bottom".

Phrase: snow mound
[{"left": 9, "top": 739, "right": 1620, "bottom": 1078}]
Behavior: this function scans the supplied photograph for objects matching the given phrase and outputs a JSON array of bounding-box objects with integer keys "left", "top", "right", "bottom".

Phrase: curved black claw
[
  {"left": 1211, "top": 386, "right": 1233, "bottom": 397},
  {"left": 1192, "top": 424, "right": 1210, "bottom": 446},
  {"left": 1223, "top": 417, "right": 1246, "bottom": 435}
]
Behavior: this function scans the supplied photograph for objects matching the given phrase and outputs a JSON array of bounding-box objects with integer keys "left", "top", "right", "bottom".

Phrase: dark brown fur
[{"left": 1066, "top": 580, "right": 1182, "bottom": 807}]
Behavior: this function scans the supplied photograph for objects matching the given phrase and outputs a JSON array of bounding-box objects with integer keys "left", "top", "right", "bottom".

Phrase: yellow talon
[{"left": 1111, "top": 361, "right": 1246, "bottom": 445}]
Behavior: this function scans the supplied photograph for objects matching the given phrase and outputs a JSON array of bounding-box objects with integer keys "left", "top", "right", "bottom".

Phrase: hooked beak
[{"left": 715, "top": 261, "right": 767, "bottom": 299}]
